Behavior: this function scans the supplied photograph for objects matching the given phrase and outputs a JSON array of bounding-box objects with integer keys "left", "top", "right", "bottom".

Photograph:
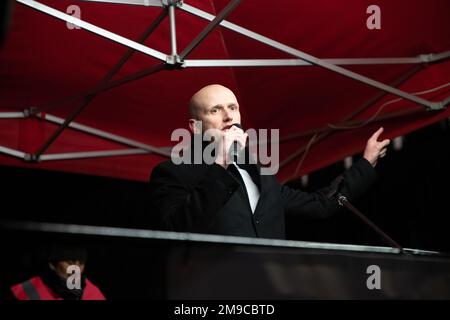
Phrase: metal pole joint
[
  {"left": 436, "top": 101, "right": 449, "bottom": 110},
  {"left": 23, "top": 107, "right": 38, "bottom": 118},
  {"left": 419, "top": 53, "right": 433, "bottom": 63},
  {"left": 161, "top": 0, "right": 182, "bottom": 8},
  {"left": 166, "top": 55, "right": 182, "bottom": 66},
  {"left": 24, "top": 153, "right": 40, "bottom": 162}
]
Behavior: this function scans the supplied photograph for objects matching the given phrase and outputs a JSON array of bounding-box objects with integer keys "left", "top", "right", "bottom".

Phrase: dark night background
[{"left": 1, "top": 120, "right": 449, "bottom": 299}]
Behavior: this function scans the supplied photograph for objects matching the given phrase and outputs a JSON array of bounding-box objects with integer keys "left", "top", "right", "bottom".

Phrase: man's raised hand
[{"left": 363, "top": 127, "right": 390, "bottom": 167}]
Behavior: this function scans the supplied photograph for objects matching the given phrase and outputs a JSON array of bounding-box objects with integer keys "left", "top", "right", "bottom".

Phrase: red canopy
[{"left": 0, "top": 0, "right": 449, "bottom": 182}]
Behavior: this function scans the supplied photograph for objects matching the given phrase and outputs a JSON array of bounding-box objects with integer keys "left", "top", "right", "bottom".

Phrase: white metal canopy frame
[{"left": 0, "top": 0, "right": 449, "bottom": 169}]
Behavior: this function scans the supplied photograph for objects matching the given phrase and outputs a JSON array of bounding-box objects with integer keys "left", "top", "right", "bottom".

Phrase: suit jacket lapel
[{"left": 250, "top": 164, "right": 272, "bottom": 217}]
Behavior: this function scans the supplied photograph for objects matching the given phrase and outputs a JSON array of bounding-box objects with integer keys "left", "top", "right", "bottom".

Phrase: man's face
[{"left": 189, "top": 85, "right": 241, "bottom": 133}]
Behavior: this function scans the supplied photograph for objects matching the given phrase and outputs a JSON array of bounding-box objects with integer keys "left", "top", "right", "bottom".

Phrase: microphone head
[{"left": 231, "top": 123, "right": 243, "bottom": 130}]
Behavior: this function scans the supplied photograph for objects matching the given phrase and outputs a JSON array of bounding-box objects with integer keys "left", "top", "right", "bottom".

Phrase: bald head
[
  {"left": 188, "top": 84, "right": 241, "bottom": 133},
  {"left": 189, "top": 84, "right": 237, "bottom": 119}
]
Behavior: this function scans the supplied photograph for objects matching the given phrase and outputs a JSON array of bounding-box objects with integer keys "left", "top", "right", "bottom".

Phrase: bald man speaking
[{"left": 149, "top": 84, "right": 389, "bottom": 239}]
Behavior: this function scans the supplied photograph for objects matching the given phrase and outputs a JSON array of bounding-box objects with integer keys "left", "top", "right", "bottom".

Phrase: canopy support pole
[
  {"left": 167, "top": 2, "right": 178, "bottom": 63},
  {"left": 40, "top": 149, "right": 151, "bottom": 161},
  {"left": 0, "top": 145, "right": 26, "bottom": 159}
]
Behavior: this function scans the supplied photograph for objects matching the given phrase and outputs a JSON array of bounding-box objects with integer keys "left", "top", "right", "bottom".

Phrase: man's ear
[
  {"left": 189, "top": 119, "right": 201, "bottom": 134},
  {"left": 48, "top": 262, "right": 56, "bottom": 271}
]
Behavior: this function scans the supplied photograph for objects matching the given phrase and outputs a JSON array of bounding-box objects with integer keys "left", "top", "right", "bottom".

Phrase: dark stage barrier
[{"left": 1, "top": 221, "right": 450, "bottom": 300}]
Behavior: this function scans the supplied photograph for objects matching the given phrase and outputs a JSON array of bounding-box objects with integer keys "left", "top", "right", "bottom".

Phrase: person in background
[{"left": 10, "top": 244, "right": 105, "bottom": 300}]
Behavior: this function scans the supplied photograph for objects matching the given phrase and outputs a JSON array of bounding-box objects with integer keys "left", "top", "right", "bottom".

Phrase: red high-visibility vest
[{"left": 11, "top": 276, "right": 106, "bottom": 300}]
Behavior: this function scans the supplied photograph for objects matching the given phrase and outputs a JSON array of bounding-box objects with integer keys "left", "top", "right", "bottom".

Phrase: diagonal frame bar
[
  {"left": 0, "top": 145, "right": 27, "bottom": 159},
  {"left": 180, "top": 0, "right": 242, "bottom": 60},
  {"left": 40, "top": 149, "right": 151, "bottom": 161},
  {"left": 17, "top": 0, "right": 167, "bottom": 61},
  {"left": 40, "top": 113, "right": 172, "bottom": 158}
]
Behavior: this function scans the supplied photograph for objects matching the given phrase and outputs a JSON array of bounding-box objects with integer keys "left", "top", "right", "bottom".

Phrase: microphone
[{"left": 230, "top": 123, "right": 243, "bottom": 163}]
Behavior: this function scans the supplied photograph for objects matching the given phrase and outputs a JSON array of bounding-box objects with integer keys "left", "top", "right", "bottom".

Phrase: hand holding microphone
[{"left": 214, "top": 123, "right": 248, "bottom": 168}]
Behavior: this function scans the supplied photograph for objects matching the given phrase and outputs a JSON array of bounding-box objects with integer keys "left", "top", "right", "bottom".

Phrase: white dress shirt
[{"left": 233, "top": 163, "right": 260, "bottom": 213}]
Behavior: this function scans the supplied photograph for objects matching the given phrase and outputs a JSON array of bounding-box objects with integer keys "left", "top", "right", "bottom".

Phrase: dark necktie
[
  {"left": 228, "top": 163, "right": 261, "bottom": 192},
  {"left": 227, "top": 164, "right": 244, "bottom": 186}
]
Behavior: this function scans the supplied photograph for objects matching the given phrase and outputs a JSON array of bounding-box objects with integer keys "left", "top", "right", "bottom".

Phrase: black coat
[{"left": 149, "top": 158, "right": 377, "bottom": 239}]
